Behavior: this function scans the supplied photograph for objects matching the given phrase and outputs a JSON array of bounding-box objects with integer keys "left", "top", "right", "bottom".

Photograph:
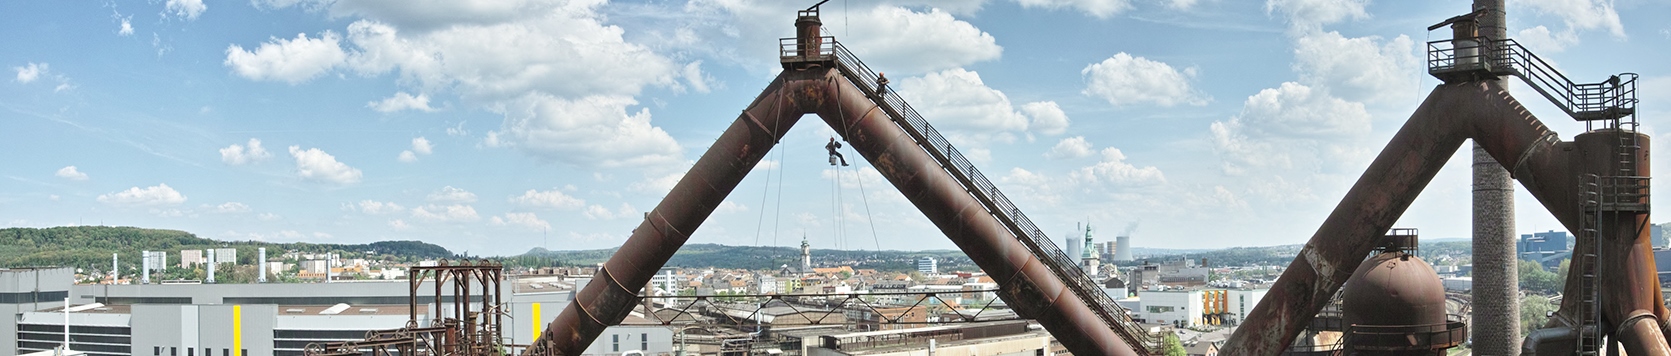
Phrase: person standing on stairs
[
  {"left": 875, "top": 72, "right": 890, "bottom": 96},
  {"left": 826, "top": 137, "right": 849, "bottom": 166}
]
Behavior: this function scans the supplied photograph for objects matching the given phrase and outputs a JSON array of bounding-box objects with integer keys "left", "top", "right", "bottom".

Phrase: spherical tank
[{"left": 1342, "top": 251, "right": 1448, "bottom": 328}]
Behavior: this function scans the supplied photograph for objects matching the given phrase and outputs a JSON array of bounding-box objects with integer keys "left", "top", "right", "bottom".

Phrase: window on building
[
  {"left": 155, "top": 347, "right": 161, "bottom": 356},
  {"left": 613, "top": 334, "right": 619, "bottom": 352},
  {"left": 241, "top": 350, "right": 248, "bottom": 356},
  {"left": 1147, "top": 306, "right": 1175, "bottom": 313},
  {"left": 172, "top": 347, "right": 177, "bottom": 356},
  {"left": 642, "top": 333, "right": 648, "bottom": 350},
  {"left": 188, "top": 348, "right": 194, "bottom": 356},
  {"left": 223, "top": 349, "right": 229, "bottom": 356}
]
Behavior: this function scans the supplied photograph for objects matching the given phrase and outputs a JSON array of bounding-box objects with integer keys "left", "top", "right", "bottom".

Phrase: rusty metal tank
[
  {"left": 1340, "top": 231, "right": 1465, "bottom": 355},
  {"left": 1343, "top": 234, "right": 1447, "bottom": 327}
]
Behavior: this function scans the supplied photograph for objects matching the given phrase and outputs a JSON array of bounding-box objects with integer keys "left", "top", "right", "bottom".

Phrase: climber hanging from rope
[{"left": 826, "top": 137, "right": 849, "bottom": 166}]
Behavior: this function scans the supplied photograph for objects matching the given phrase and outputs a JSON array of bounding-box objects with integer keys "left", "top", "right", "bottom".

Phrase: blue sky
[{"left": 3, "top": 0, "right": 1668, "bottom": 256}]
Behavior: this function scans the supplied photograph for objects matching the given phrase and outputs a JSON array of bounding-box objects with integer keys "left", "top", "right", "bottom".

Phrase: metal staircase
[
  {"left": 782, "top": 36, "right": 1159, "bottom": 354},
  {"left": 1430, "top": 33, "right": 1647, "bottom": 356}
]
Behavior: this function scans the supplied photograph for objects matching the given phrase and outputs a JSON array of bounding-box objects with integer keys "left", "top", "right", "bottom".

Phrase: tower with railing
[{"left": 1429, "top": 11, "right": 1645, "bottom": 356}]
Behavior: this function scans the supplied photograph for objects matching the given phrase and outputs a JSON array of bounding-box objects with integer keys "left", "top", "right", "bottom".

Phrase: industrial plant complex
[{"left": 3, "top": 0, "right": 1663, "bottom": 355}]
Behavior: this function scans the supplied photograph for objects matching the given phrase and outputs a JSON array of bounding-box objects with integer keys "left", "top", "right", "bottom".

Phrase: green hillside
[{"left": 0, "top": 226, "right": 453, "bottom": 275}]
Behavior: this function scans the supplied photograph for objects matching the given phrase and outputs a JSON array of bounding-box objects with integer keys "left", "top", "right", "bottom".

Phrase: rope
[
  {"left": 852, "top": 163, "right": 881, "bottom": 251},
  {"left": 770, "top": 77, "right": 789, "bottom": 247},
  {"left": 830, "top": 162, "right": 845, "bottom": 250},
  {"left": 754, "top": 74, "right": 784, "bottom": 246},
  {"left": 753, "top": 146, "right": 775, "bottom": 246}
]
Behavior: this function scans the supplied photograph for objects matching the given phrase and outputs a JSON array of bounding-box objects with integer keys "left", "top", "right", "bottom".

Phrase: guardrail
[{"left": 1426, "top": 37, "right": 1636, "bottom": 122}]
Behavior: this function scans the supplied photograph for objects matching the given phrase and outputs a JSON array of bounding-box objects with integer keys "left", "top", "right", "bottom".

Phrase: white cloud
[
  {"left": 1516, "top": 25, "right": 1581, "bottom": 53},
  {"left": 490, "top": 212, "right": 551, "bottom": 231},
  {"left": 119, "top": 17, "right": 134, "bottom": 36},
  {"left": 446, "top": 122, "right": 469, "bottom": 136},
  {"left": 715, "top": 201, "right": 748, "bottom": 214},
  {"left": 1021, "top": 101, "right": 1069, "bottom": 136},
  {"left": 14, "top": 63, "right": 45, "bottom": 83},
  {"left": 583, "top": 203, "right": 637, "bottom": 220},
  {"left": 356, "top": 200, "right": 406, "bottom": 214},
  {"left": 1292, "top": 31, "right": 1418, "bottom": 103},
  {"left": 427, "top": 186, "right": 477, "bottom": 203},
  {"left": 834, "top": 6, "right": 1003, "bottom": 74},
  {"left": 489, "top": 94, "right": 682, "bottom": 168},
  {"left": 368, "top": 92, "right": 436, "bottom": 113},
  {"left": 411, "top": 204, "right": 480, "bottom": 222},
  {"left": 1046, "top": 136, "right": 1095, "bottom": 159},
  {"left": 1515, "top": 0, "right": 1625, "bottom": 38},
  {"left": 1012, "top": 0, "right": 1133, "bottom": 18},
  {"left": 1209, "top": 82, "right": 1370, "bottom": 175},
  {"left": 509, "top": 188, "right": 585, "bottom": 209},
  {"left": 212, "top": 202, "right": 251, "bottom": 213},
  {"left": 97, "top": 184, "right": 188, "bottom": 207},
  {"left": 341, "top": 7, "right": 679, "bottom": 101},
  {"left": 55, "top": 166, "right": 89, "bottom": 181},
  {"left": 288, "top": 146, "right": 363, "bottom": 184},
  {"left": 1082, "top": 52, "right": 1208, "bottom": 107},
  {"left": 1068, "top": 147, "right": 1167, "bottom": 185},
  {"left": 1265, "top": 0, "right": 1369, "bottom": 32},
  {"left": 165, "top": 0, "right": 207, "bottom": 20},
  {"left": 898, "top": 69, "right": 1030, "bottom": 146},
  {"left": 220, "top": 138, "right": 273, "bottom": 165},
  {"left": 224, "top": 31, "right": 348, "bottom": 84},
  {"left": 388, "top": 219, "right": 410, "bottom": 230},
  {"left": 1162, "top": 0, "right": 1200, "bottom": 10},
  {"left": 258, "top": 212, "right": 282, "bottom": 221},
  {"left": 411, "top": 137, "right": 433, "bottom": 154},
  {"left": 398, "top": 150, "right": 418, "bottom": 163}
]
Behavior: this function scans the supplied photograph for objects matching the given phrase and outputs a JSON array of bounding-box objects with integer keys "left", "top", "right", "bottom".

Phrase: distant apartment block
[
  {"left": 179, "top": 250, "right": 205, "bottom": 268},
  {"left": 917, "top": 257, "right": 938, "bottom": 275},
  {"left": 212, "top": 248, "right": 237, "bottom": 265}
]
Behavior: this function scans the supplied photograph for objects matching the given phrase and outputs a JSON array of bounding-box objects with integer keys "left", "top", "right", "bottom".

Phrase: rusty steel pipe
[
  {"left": 809, "top": 68, "right": 1142, "bottom": 355},
  {"left": 1224, "top": 81, "right": 1646, "bottom": 355},
  {"left": 526, "top": 70, "right": 824, "bottom": 355}
]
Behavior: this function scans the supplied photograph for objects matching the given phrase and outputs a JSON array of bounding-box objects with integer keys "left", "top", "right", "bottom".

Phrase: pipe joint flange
[{"left": 1614, "top": 310, "right": 1661, "bottom": 340}]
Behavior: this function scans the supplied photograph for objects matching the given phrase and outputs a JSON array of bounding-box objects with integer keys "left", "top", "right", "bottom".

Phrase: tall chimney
[
  {"left": 258, "top": 248, "right": 267, "bottom": 283},
  {"left": 207, "top": 249, "right": 217, "bottom": 283},
  {"left": 112, "top": 253, "right": 119, "bottom": 284},
  {"left": 142, "top": 250, "right": 150, "bottom": 284},
  {"left": 1469, "top": 0, "right": 1519, "bottom": 355}
]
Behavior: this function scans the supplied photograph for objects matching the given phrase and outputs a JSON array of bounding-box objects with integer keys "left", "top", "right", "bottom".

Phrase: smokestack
[
  {"left": 142, "top": 250, "right": 150, "bottom": 284},
  {"left": 1115, "top": 236, "right": 1133, "bottom": 262},
  {"left": 207, "top": 249, "right": 216, "bottom": 283},
  {"left": 112, "top": 253, "right": 118, "bottom": 284},
  {"left": 1469, "top": 1, "right": 1518, "bottom": 355},
  {"left": 258, "top": 248, "right": 267, "bottom": 283}
]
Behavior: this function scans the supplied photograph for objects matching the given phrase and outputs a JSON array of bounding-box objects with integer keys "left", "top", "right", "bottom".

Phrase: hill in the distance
[{"left": 0, "top": 226, "right": 452, "bottom": 274}]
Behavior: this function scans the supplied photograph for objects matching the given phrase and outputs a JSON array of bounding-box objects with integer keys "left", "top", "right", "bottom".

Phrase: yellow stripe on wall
[
  {"left": 233, "top": 305, "right": 242, "bottom": 354},
  {"left": 532, "top": 303, "right": 542, "bottom": 336}
]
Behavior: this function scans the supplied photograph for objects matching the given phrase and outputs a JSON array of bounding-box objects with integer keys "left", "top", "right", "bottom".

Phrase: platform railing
[{"left": 1426, "top": 37, "right": 1636, "bottom": 123}]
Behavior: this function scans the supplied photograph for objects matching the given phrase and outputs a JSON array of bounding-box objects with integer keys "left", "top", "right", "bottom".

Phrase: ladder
[{"left": 1576, "top": 175, "right": 1601, "bottom": 356}]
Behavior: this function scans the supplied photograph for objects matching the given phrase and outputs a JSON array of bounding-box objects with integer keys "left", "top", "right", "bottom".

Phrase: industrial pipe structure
[
  {"left": 525, "top": 8, "right": 1145, "bottom": 355},
  {"left": 1223, "top": 12, "right": 1661, "bottom": 356}
]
